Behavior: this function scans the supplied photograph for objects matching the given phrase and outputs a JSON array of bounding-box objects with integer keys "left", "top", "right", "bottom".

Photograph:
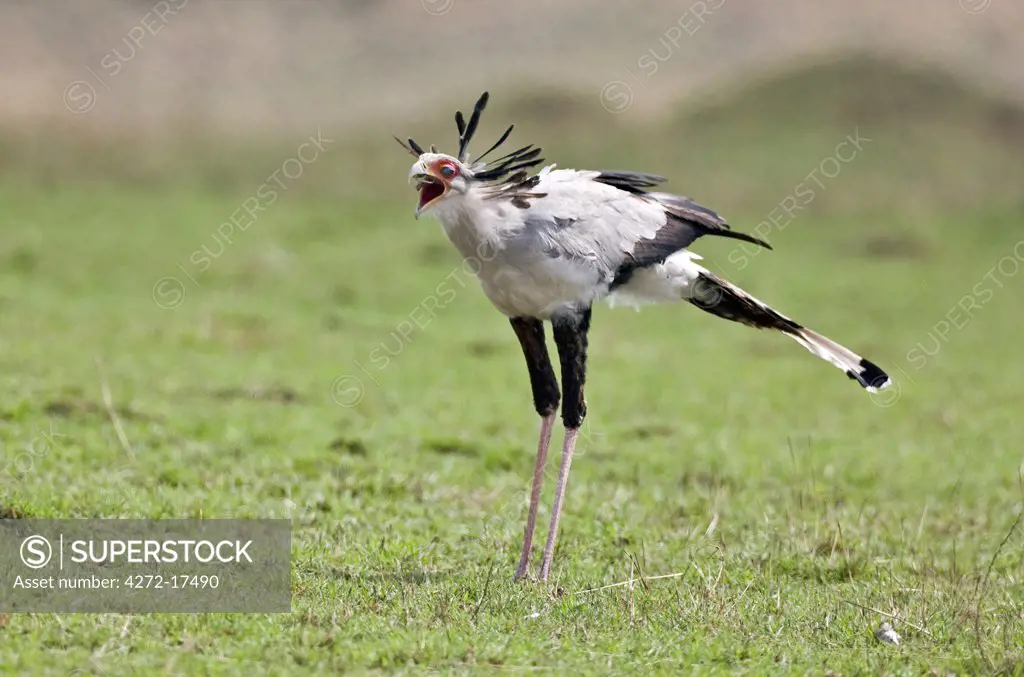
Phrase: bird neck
[{"left": 435, "top": 192, "right": 506, "bottom": 263}]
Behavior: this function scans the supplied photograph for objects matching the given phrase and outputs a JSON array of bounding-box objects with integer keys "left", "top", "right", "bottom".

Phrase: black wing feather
[
  {"left": 654, "top": 193, "right": 770, "bottom": 250},
  {"left": 593, "top": 171, "right": 667, "bottom": 194},
  {"left": 607, "top": 183, "right": 772, "bottom": 289}
]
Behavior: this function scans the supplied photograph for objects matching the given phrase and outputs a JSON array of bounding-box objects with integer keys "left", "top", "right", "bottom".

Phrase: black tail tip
[{"left": 847, "top": 358, "right": 892, "bottom": 392}]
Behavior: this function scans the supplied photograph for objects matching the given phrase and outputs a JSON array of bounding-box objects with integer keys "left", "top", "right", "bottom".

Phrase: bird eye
[{"left": 439, "top": 164, "right": 457, "bottom": 179}]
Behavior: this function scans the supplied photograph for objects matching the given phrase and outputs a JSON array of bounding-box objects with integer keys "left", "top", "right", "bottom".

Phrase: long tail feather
[
  {"left": 786, "top": 327, "right": 891, "bottom": 391},
  {"left": 687, "top": 271, "right": 892, "bottom": 392}
]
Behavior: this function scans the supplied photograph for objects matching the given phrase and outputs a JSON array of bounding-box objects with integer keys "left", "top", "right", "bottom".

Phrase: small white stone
[{"left": 874, "top": 622, "right": 900, "bottom": 646}]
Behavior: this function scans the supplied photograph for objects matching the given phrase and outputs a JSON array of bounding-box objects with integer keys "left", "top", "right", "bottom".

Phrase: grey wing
[
  {"left": 647, "top": 191, "right": 771, "bottom": 249},
  {"left": 590, "top": 171, "right": 770, "bottom": 252},
  {"left": 586, "top": 170, "right": 772, "bottom": 287},
  {"left": 519, "top": 170, "right": 672, "bottom": 282},
  {"left": 610, "top": 191, "right": 772, "bottom": 288},
  {"left": 521, "top": 169, "right": 771, "bottom": 288}
]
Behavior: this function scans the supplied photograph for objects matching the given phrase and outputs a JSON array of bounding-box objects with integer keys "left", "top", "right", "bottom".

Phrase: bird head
[
  {"left": 395, "top": 91, "right": 545, "bottom": 219},
  {"left": 408, "top": 152, "right": 473, "bottom": 218}
]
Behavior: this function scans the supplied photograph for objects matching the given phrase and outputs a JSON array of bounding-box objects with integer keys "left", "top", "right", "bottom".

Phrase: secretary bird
[{"left": 396, "top": 92, "right": 892, "bottom": 581}]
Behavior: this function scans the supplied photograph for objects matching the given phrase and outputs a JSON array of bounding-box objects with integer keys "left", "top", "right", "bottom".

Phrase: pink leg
[
  {"left": 514, "top": 413, "right": 556, "bottom": 580},
  {"left": 539, "top": 427, "right": 579, "bottom": 581}
]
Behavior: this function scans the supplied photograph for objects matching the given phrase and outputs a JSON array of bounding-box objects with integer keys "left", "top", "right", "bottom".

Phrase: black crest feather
[
  {"left": 457, "top": 92, "right": 490, "bottom": 162},
  {"left": 395, "top": 92, "right": 546, "bottom": 195}
]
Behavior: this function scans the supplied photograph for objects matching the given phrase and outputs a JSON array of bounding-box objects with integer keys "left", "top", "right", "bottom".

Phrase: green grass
[{"left": 2, "top": 59, "right": 1024, "bottom": 675}]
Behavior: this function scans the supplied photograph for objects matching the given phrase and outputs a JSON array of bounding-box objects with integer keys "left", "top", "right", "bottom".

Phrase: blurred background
[
  {"left": 3, "top": 0, "right": 1023, "bottom": 206},
  {"left": 2, "top": 1, "right": 1023, "bottom": 442},
  {"left": 3, "top": 0, "right": 1024, "bottom": 499},
  {"left": 5, "top": 0, "right": 1024, "bottom": 129}
]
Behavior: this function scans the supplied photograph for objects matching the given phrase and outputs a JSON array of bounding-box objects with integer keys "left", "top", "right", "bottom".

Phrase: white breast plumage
[{"left": 434, "top": 192, "right": 606, "bottom": 318}]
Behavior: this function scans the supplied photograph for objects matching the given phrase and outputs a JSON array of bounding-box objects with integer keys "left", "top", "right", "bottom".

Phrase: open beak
[{"left": 409, "top": 160, "right": 449, "bottom": 219}]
